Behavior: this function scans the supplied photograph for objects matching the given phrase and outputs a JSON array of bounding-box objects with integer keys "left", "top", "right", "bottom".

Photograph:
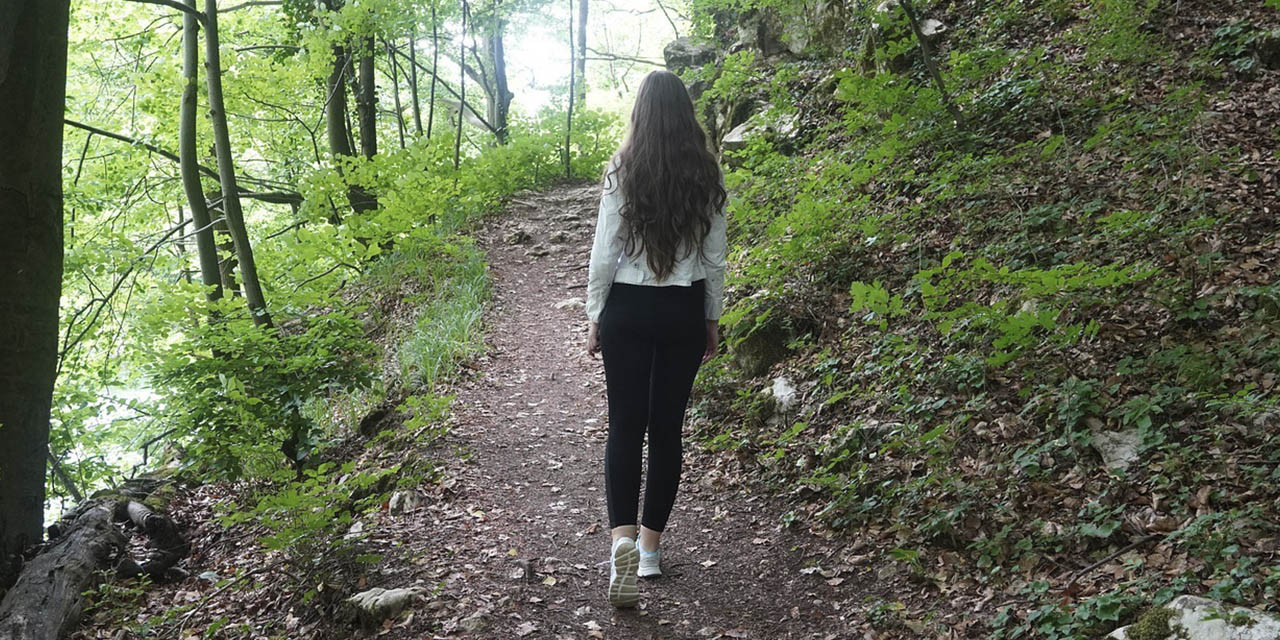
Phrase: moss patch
[{"left": 1128, "top": 607, "right": 1178, "bottom": 640}]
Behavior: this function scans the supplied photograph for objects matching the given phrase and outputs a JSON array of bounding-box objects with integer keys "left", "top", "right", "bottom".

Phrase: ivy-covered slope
[{"left": 687, "top": 0, "right": 1280, "bottom": 636}]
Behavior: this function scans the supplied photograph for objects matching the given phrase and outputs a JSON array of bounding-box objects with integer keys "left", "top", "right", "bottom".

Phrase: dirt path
[{"left": 391, "top": 182, "right": 867, "bottom": 639}]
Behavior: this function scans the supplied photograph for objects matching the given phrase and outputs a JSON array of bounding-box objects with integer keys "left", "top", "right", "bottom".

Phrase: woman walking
[{"left": 585, "top": 70, "right": 728, "bottom": 608}]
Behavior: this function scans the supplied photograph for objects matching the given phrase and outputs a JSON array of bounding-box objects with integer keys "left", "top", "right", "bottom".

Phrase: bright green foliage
[
  {"left": 53, "top": 0, "right": 618, "bottom": 514},
  {"left": 147, "top": 311, "right": 372, "bottom": 479},
  {"left": 220, "top": 461, "right": 396, "bottom": 567},
  {"left": 687, "top": 0, "right": 1280, "bottom": 635}
]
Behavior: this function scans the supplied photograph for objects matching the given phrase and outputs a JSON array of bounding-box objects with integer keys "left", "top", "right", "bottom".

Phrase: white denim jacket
[{"left": 585, "top": 161, "right": 728, "bottom": 323}]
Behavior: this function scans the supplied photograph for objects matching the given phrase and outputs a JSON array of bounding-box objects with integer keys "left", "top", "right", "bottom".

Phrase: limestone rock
[
  {"left": 387, "top": 490, "right": 421, "bottom": 515},
  {"left": 920, "top": 18, "right": 947, "bottom": 40},
  {"left": 547, "top": 230, "right": 573, "bottom": 244},
  {"left": 339, "top": 587, "right": 428, "bottom": 628},
  {"left": 771, "top": 376, "right": 798, "bottom": 413},
  {"left": 1253, "top": 28, "right": 1280, "bottom": 70},
  {"left": 504, "top": 229, "right": 532, "bottom": 245},
  {"left": 554, "top": 297, "right": 585, "bottom": 310},
  {"left": 664, "top": 37, "right": 715, "bottom": 71},
  {"left": 731, "top": 321, "right": 790, "bottom": 377},
  {"left": 1091, "top": 428, "right": 1141, "bottom": 472},
  {"left": 459, "top": 612, "right": 490, "bottom": 633},
  {"left": 1108, "top": 595, "right": 1280, "bottom": 640},
  {"left": 722, "top": 108, "right": 800, "bottom": 154}
]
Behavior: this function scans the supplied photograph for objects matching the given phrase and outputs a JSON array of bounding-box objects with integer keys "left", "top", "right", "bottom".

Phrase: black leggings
[{"left": 600, "top": 281, "right": 706, "bottom": 532}]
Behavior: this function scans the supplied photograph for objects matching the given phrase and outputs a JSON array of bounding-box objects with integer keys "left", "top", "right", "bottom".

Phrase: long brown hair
[{"left": 607, "top": 70, "right": 726, "bottom": 280}]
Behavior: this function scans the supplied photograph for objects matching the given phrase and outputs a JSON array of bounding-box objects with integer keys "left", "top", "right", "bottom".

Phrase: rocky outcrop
[
  {"left": 721, "top": 107, "right": 800, "bottom": 158},
  {"left": 340, "top": 586, "right": 429, "bottom": 628},
  {"left": 1091, "top": 427, "right": 1141, "bottom": 472},
  {"left": 664, "top": 37, "right": 716, "bottom": 71},
  {"left": 731, "top": 3, "right": 849, "bottom": 57},
  {"left": 1108, "top": 595, "right": 1280, "bottom": 640}
]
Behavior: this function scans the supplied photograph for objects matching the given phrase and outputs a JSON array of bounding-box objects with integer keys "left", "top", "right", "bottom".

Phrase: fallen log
[
  {"left": 0, "top": 500, "right": 125, "bottom": 639},
  {"left": 0, "top": 477, "right": 189, "bottom": 640},
  {"left": 114, "top": 500, "right": 189, "bottom": 580}
]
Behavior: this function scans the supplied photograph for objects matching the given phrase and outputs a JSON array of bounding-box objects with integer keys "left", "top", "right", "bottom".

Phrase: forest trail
[{"left": 401, "top": 182, "right": 866, "bottom": 639}]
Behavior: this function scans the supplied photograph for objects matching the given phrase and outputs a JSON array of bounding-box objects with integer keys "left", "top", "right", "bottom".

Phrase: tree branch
[
  {"left": 386, "top": 43, "right": 498, "bottom": 134},
  {"left": 64, "top": 119, "right": 302, "bottom": 205},
  {"left": 654, "top": 0, "right": 681, "bottom": 39},
  {"left": 585, "top": 47, "right": 664, "bottom": 67},
  {"left": 222, "top": 0, "right": 281, "bottom": 11},
  {"left": 234, "top": 44, "right": 300, "bottom": 54},
  {"left": 126, "top": 0, "right": 206, "bottom": 25}
]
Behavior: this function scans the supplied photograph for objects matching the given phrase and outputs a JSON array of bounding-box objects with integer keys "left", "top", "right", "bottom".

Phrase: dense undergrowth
[
  {"left": 76, "top": 115, "right": 616, "bottom": 635},
  {"left": 689, "top": 0, "right": 1280, "bottom": 636}
]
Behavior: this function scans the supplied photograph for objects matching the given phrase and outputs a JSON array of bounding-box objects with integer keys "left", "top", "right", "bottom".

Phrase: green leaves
[{"left": 149, "top": 310, "right": 373, "bottom": 480}]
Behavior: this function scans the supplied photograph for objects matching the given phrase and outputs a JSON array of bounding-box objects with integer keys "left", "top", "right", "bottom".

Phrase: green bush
[{"left": 148, "top": 310, "right": 373, "bottom": 479}]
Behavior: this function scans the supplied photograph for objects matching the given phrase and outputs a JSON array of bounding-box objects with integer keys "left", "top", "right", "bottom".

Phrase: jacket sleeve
[
  {"left": 701, "top": 189, "right": 728, "bottom": 321},
  {"left": 586, "top": 164, "right": 625, "bottom": 323}
]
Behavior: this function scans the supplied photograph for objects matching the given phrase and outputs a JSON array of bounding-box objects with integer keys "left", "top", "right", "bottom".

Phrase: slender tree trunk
[
  {"left": 323, "top": 31, "right": 376, "bottom": 218},
  {"left": 355, "top": 35, "right": 377, "bottom": 159},
  {"left": 899, "top": 0, "right": 965, "bottom": 129},
  {"left": 428, "top": 1, "right": 438, "bottom": 138},
  {"left": 212, "top": 213, "right": 242, "bottom": 297},
  {"left": 575, "top": 0, "right": 587, "bottom": 107},
  {"left": 204, "top": 0, "right": 272, "bottom": 327},
  {"left": 490, "top": 18, "right": 511, "bottom": 145},
  {"left": 409, "top": 24, "right": 423, "bottom": 137},
  {"left": 0, "top": 0, "right": 70, "bottom": 589},
  {"left": 564, "top": 0, "right": 575, "bottom": 178},
  {"left": 388, "top": 40, "right": 406, "bottom": 149},
  {"left": 180, "top": 0, "right": 223, "bottom": 304},
  {"left": 454, "top": 0, "right": 468, "bottom": 172},
  {"left": 324, "top": 42, "right": 354, "bottom": 225},
  {"left": 326, "top": 46, "right": 355, "bottom": 162}
]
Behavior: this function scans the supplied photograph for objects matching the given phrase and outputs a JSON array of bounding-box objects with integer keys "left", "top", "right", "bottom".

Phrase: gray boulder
[
  {"left": 721, "top": 108, "right": 800, "bottom": 155},
  {"left": 1108, "top": 595, "right": 1280, "bottom": 640},
  {"left": 664, "top": 37, "right": 715, "bottom": 71},
  {"left": 339, "top": 587, "right": 429, "bottom": 628},
  {"left": 1091, "top": 427, "right": 1141, "bottom": 472}
]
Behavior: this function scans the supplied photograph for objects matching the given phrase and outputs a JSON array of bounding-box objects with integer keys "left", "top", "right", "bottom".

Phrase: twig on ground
[
  {"left": 1059, "top": 533, "right": 1163, "bottom": 591},
  {"left": 176, "top": 557, "right": 291, "bottom": 636}
]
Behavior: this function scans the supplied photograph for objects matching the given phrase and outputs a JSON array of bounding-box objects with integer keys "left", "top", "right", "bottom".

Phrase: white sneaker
[
  {"left": 637, "top": 540, "right": 661, "bottom": 578},
  {"left": 608, "top": 537, "right": 639, "bottom": 608}
]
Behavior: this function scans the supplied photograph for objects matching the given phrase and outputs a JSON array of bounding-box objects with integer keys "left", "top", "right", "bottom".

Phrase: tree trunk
[
  {"left": 454, "top": 0, "right": 468, "bottom": 172},
  {"left": 564, "top": 0, "right": 575, "bottom": 178},
  {"left": 899, "top": 0, "right": 965, "bottom": 129},
  {"left": 204, "top": 0, "right": 272, "bottom": 327},
  {"left": 575, "top": 0, "right": 587, "bottom": 107},
  {"left": 355, "top": 35, "right": 377, "bottom": 159},
  {"left": 409, "top": 24, "right": 423, "bottom": 136},
  {"left": 428, "top": 1, "right": 438, "bottom": 138},
  {"left": 0, "top": 502, "right": 124, "bottom": 638},
  {"left": 489, "top": 17, "right": 512, "bottom": 145},
  {"left": 0, "top": 0, "right": 70, "bottom": 589},
  {"left": 326, "top": 44, "right": 356, "bottom": 162},
  {"left": 388, "top": 40, "right": 406, "bottom": 149},
  {"left": 180, "top": 0, "right": 223, "bottom": 304},
  {"left": 212, "top": 211, "right": 242, "bottom": 297}
]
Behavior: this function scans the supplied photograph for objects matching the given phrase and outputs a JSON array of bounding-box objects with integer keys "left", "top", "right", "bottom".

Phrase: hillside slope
[{"left": 685, "top": 0, "right": 1280, "bottom": 636}]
